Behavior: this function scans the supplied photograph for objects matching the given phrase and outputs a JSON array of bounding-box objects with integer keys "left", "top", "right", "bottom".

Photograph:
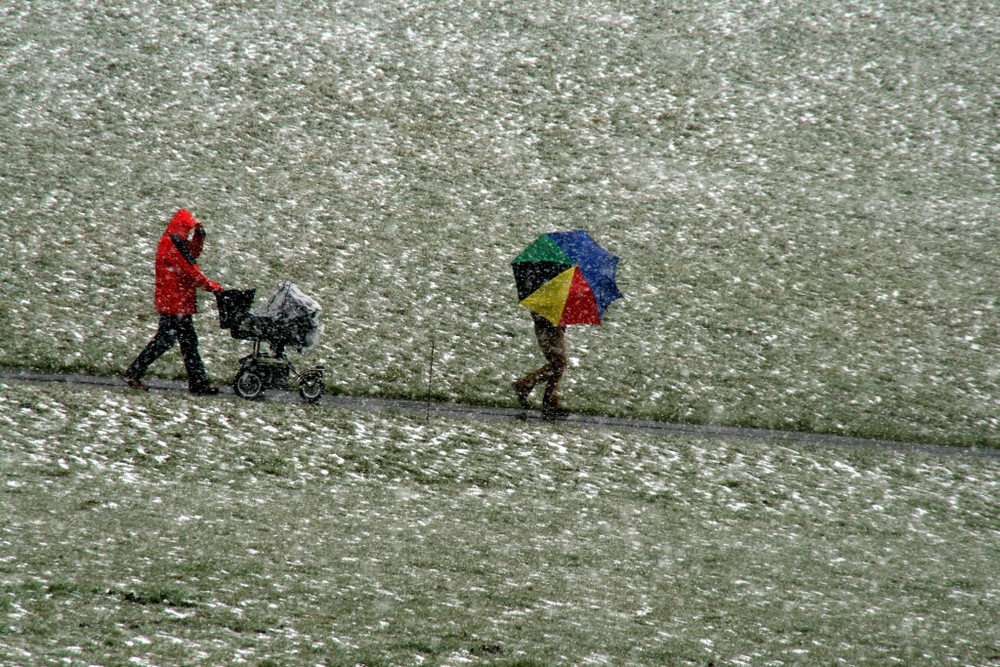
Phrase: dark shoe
[
  {"left": 190, "top": 385, "right": 220, "bottom": 396},
  {"left": 512, "top": 381, "right": 532, "bottom": 409},
  {"left": 124, "top": 376, "right": 150, "bottom": 391},
  {"left": 542, "top": 405, "right": 570, "bottom": 420}
]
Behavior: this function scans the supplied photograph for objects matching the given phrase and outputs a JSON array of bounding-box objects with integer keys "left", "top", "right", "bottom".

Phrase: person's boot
[
  {"left": 541, "top": 383, "right": 568, "bottom": 419},
  {"left": 541, "top": 404, "right": 569, "bottom": 420},
  {"left": 190, "top": 384, "right": 220, "bottom": 396},
  {"left": 123, "top": 375, "right": 150, "bottom": 391},
  {"left": 512, "top": 380, "right": 533, "bottom": 409}
]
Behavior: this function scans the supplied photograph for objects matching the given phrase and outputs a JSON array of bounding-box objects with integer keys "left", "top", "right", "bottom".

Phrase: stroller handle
[{"left": 216, "top": 289, "right": 256, "bottom": 330}]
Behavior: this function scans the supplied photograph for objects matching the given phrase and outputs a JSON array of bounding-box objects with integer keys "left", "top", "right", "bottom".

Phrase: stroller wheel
[
  {"left": 298, "top": 371, "right": 325, "bottom": 403},
  {"left": 234, "top": 369, "right": 264, "bottom": 400}
]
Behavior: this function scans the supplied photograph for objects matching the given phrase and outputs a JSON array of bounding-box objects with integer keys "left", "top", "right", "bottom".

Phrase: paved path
[{"left": 2, "top": 368, "right": 997, "bottom": 461}]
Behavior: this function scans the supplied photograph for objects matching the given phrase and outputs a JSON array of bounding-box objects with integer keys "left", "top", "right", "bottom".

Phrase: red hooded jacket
[{"left": 154, "top": 209, "right": 222, "bottom": 315}]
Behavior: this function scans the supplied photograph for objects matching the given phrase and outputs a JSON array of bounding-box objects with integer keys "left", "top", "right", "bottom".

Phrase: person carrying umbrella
[
  {"left": 123, "top": 208, "right": 224, "bottom": 394},
  {"left": 513, "top": 312, "right": 569, "bottom": 417},
  {"left": 510, "top": 230, "right": 622, "bottom": 418}
]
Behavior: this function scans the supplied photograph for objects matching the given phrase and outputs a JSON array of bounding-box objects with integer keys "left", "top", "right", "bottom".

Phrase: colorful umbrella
[{"left": 512, "top": 230, "right": 622, "bottom": 326}]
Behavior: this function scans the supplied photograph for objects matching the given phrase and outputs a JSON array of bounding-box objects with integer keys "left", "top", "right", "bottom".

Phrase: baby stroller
[{"left": 216, "top": 282, "right": 326, "bottom": 403}]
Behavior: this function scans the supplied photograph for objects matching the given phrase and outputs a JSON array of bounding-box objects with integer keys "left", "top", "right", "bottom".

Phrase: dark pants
[{"left": 125, "top": 314, "right": 210, "bottom": 390}]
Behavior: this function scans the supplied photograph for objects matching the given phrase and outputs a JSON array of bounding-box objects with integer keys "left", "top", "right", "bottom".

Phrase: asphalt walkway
[{"left": 1, "top": 368, "right": 997, "bottom": 461}]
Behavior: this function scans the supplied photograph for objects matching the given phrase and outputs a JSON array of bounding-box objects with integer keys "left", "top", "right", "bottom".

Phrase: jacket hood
[{"left": 166, "top": 209, "right": 197, "bottom": 237}]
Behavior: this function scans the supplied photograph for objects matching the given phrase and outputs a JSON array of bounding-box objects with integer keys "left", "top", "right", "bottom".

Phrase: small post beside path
[{"left": 425, "top": 337, "right": 436, "bottom": 421}]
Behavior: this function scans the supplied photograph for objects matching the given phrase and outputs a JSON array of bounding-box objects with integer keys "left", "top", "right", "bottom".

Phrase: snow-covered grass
[
  {"left": 2, "top": 6, "right": 997, "bottom": 662},
  {"left": 0, "top": 2, "right": 997, "bottom": 446},
  {"left": 1, "top": 381, "right": 998, "bottom": 666}
]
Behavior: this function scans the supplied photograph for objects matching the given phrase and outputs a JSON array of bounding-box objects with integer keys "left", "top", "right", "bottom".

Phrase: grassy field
[
  {"left": 1, "top": 1, "right": 998, "bottom": 446},
  {"left": 2, "top": 381, "right": 998, "bottom": 666},
  {"left": 2, "top": 5, "right": 999, "bottom": 665}
]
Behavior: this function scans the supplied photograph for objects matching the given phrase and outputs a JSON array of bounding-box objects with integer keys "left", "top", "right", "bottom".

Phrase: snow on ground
[
  {"left": 1, "top": 381, "right": 998, "bottom": 665},
  {"left": 0, "top": 0, "right": 997, "bottom": 446},
  {"left": 1, "top": 4, "right": 997, "bottom": 660}
]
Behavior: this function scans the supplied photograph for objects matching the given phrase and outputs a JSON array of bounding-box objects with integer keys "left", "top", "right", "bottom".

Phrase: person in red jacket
[{"left": 124, "top": 209, "right": 224, "bottom": 394}]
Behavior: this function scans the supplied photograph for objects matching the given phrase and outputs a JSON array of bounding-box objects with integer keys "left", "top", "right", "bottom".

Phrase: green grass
[
  {"left": 1, "top": 1, "right": 998, "bottom": 447},
  {"left": 1, "top": 5, "right": 998, "bottom": 659},
  {"left": 1, "top": 8, "right": 997, "bottom": 664},
  {"left": 1, "top": 381, "right": 998, "bottom": 665}
]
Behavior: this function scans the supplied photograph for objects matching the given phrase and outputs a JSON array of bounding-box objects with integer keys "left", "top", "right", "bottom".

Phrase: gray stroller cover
[{"left": 251, "top": 282, "right": 323, "bottom": 352}]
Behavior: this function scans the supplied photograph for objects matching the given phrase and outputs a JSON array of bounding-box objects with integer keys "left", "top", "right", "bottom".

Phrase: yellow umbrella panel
[{"left": 518, "top": 266, "right": 601, "bottom": 326}]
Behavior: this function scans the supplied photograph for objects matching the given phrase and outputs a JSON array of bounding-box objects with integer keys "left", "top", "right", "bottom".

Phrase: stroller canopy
[
  {"left": 252, "top": 282, "right": 322, "bottom": 351},
  {"left": 218, "top": 282, "right": 322, "bottom": 352}
]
